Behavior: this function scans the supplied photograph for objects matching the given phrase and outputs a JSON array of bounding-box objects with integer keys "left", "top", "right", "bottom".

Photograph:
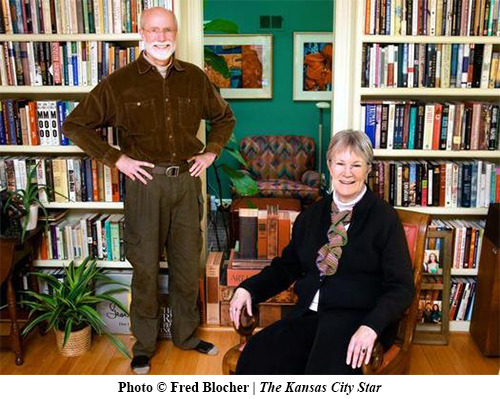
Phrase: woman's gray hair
[{"left": 326, "top": 130, "right": 374, "bottom": 166}]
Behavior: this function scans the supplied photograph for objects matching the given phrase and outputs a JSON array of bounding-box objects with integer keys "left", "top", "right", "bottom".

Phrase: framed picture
[
  {"left": 293, "top": 32, "right": 334, "bottom": 101},
  {"left": 414, "top": 229, "right": 453, "bottom": 345},
  {"left": 204, "top": 34, "right": 273, "bottom": 99},
  {"left": 423, "top": 249, "right": 442, "bottom": 274}
]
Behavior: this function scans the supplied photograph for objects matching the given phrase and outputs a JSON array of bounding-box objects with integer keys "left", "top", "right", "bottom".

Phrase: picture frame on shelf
[
  {"left": 414, "top": 228, "right": 453, "bottom": 345},
  {"left": 293, "top": 32, "right": 334, "bottom": 101},
  {"left": 204, "top": 34, "right": 273, "bottom": 99}
]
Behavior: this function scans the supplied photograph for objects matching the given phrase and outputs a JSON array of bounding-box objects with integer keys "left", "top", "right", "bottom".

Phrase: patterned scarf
[{"left": 316, "top": 200, "right": 352, "bottom": 276}]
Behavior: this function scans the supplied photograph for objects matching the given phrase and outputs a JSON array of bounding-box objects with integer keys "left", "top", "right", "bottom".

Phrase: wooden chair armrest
[
  {"left": 234, "top": 305, "right": 259, "bottom": 338},
  {"left": 361, "top": 341, "right": 384, "bottom": 375}
]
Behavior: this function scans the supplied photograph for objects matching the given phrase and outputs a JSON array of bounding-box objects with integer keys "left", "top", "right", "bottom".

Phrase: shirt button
[
  {"left": 169, "top": 135, "right": 173, "bottom": 139},
  {"left": 167, "top": 117, "right": 171, "bottom": 121},
  {"left": 136, "top": 102, "right": 141, "bottom": 106},
  {"left": 165, "top": 98, "right": 169, "bottom": 102},
  {"left": 173, "top": 152, "right": 176, "bottom": 156}
]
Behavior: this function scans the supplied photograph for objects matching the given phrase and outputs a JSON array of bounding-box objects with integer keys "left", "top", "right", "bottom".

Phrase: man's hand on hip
[
  {"left": 188, "top": 152, "right": 217, "bottom": 177},
  {"left": 115, "top": 154, "right": 155, "bottom": 185}
]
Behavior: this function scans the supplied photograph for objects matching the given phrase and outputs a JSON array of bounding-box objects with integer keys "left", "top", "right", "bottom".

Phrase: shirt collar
[
  {"left": 332, "top": 185, "right": 367, "bottom": 211},
  {"left": 137, "top": 51, "right": 185, "bottom": 74}
]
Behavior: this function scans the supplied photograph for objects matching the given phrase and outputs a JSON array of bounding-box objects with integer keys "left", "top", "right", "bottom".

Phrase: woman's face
[
  {"left": 328, "top": 148, "right": 369, "bottom": 203},
  {"left": 429, "top": 253, "right": 437, "bottom": 262}
]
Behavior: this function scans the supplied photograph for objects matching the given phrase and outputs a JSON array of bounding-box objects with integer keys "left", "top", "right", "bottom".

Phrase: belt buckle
[{"left": 165, "top": 165, "right": 180, "bottom": 177}]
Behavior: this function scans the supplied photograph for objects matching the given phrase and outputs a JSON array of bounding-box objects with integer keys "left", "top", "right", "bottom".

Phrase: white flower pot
[{"left": 24, "top": 204, "right": 39, "bottom": 231}]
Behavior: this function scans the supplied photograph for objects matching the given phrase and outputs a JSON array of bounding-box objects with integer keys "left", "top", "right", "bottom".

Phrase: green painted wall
[{"left": 204, "top": 0, "right": 334, "bottom": 199}]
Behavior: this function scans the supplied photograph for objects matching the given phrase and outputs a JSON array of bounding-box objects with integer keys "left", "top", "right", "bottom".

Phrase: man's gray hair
[{"left": 326, "top": 130, "right": 374, "bottom": 166}]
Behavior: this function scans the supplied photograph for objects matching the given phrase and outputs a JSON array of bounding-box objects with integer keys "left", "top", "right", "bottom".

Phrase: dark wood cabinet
[{"left": 470, "top": 203, "right": 500, "bottom": 357}]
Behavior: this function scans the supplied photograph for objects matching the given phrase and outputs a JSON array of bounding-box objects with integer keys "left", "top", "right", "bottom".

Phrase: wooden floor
[{"left": 0, "top": 328, "right": 498, "bottom": 375}]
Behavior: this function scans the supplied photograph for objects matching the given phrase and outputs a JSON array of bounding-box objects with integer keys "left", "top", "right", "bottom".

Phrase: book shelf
[
  {"left": 0, "top": 1, "right": 180, "bottom": 270},
  {"left": 349, "top": 0, "right": 500, "bottom": 333}
]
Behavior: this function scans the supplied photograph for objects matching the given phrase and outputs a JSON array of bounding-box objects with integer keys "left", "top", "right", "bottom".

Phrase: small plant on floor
[{"left": 21, "top": 257, "right": 131, "bottom": 358}]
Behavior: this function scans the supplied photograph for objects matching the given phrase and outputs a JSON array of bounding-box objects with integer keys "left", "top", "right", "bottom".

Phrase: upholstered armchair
[{"left": 236, "top": 135, "right": 321, "bottom": 204}]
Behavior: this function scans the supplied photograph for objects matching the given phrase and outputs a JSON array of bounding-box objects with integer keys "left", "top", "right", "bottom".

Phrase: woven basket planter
[{"left": 55, "top": 325, "right": 92, "bottom": 357}]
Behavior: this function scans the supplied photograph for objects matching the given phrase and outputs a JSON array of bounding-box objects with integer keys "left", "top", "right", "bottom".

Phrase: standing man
[{"left": 63, "top": 7, "right": 235, "bottom": 374}]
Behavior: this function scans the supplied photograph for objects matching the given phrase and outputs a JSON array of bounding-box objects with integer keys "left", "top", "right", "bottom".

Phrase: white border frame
[
  {"left": 293, "top": 32, "right": 334, "bottom": 101},
  {"left": 204, "top": 34, "right": 273, "bottom": 99}
]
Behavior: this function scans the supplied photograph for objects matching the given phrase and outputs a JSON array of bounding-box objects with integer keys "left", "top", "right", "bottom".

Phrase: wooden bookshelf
[
  {"left": 374, "top": 149, "right": 500, "bottom": 158},
  {"left": 362, "top": 35, "right": 500, "bottom": 45},
  {"left": 43, "top": 202, "right": 124, "bottom": 210},
  {"left": 359, "top": 88, "right": 500, "bottom": 96},
  {"left": 33, "top": 259, "right": 168, "bottom": 269},
  {"left": 0, "top": 34, "right": 141, "bottom": 42},
  {"left": 0, "top": 145, "right": 84, "bottom": 153},
  {"left": 394, "top": 207, "right": 489, "bottom": 216}
]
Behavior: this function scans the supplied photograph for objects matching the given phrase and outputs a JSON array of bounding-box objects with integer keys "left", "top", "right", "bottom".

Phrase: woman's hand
[
  {"left": 346, "top": 325, "right": 377, "bottom": 369},
  {"left": 229, "top": 288, "right": 252, "bottom": 329}
]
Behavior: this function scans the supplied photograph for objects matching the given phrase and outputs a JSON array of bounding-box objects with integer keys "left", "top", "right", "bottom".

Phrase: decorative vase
[
  {"left": 24, "top": 204, "right": 39, "bottom": 231},
  {"left": 55, "top": 325, "right": 92, "bottom": 357}
]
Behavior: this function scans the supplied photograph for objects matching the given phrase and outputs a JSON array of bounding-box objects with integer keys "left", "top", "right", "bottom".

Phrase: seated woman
[{"left": 229, "top": 130, "right": 414, "bottom": 375}]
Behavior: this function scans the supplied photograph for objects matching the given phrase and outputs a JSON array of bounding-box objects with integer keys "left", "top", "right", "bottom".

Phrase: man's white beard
[{"left": 145, "top": 41, "right": 176, "bottom": 62}]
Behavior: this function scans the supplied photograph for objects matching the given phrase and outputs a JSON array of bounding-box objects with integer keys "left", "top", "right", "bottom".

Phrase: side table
[{"left": 0, "top": 225, "right": 43, "bottom": 365}]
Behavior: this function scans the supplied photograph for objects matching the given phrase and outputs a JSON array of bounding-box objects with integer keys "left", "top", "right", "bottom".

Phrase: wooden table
[{"left": 0, "top": 225, "right": 43, "bottom": 365}]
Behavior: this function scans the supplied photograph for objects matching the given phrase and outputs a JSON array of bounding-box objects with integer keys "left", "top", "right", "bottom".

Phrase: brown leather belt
[{"left": 151, "top": 162, "right": 190, "bottom": 177}]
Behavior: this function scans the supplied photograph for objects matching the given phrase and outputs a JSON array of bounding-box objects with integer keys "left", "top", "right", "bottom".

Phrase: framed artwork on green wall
[
  {"left": 204, "top": 34, "right": 273, "bottom": 99},
  {"left": 293, "top": 32, "right": 334, "bottom": 101}
]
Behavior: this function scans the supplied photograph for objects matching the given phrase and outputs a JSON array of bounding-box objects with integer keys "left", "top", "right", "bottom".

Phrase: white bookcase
[{"left": 332, "top": 0, "right": 500, "bottom": 332}]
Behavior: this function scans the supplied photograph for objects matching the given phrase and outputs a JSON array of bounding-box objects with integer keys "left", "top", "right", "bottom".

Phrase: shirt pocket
[
  {"left": 124, "top": 98, "right": 158, "bottom": 134},
  {"left": 178, "top": 97, "right": 201, "bottom": 129}
]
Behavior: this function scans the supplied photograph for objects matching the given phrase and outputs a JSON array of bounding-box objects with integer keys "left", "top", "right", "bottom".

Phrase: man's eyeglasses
[{"left": 142, "top": 27, "right": 177, "bottom": 35}]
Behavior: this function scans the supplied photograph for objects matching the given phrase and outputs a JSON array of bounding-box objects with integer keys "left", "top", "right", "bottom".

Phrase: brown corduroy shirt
[{"left": 62, "top": 52, "right": 235, "bottom": 167}]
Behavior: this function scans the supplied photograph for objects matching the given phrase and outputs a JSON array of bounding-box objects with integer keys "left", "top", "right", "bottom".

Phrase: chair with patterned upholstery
[{"left": 236, "top": 135, "right": 321, "bottom": 204}]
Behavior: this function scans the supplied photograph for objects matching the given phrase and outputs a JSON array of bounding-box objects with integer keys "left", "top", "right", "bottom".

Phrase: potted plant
[
  {"left": 2, "top": 162, "right": 51, "bottom": 242},
  {"left": 21, "top": 257, "right": 131, "bottom": 358}
]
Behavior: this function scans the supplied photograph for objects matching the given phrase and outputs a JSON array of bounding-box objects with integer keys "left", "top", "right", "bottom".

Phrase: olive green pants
[{"left": 124, "top": 171, "right": 203, "bottom": 357}]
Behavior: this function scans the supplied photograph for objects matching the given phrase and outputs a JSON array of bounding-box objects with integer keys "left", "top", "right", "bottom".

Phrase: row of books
[
  {"left": 361, "top": 101, "right": 499, "bottom": 150},
  {"left": 0, "top": 156, "right": 125, "bottom": 202},
  {"left": 204, "top": 252, "right": 298, "bottom": 327},
  {"left": 449, "top": 276, "right": 477, "bottom": 320},
  {"left": 0, "top": 0, "right": 173, "bottom": 34},
  {"left": 0, "top": 99, "right": 118, "bottom": 146},
  {"left": 0, "top": 41, "right": 140, "bottom": 87},
  {"left": 238, "top": 206, "right": 300, "bottom": 261},
  {"left": 38, "top": 213, "right": 125, "bottom": 261},
  {"left": 430, "top": 218, "right": 486, "bottom": 269},
  {"left": 1, "top": 99, "right": 71, "bottom": 145},
  {"left": 361, "top": 43, "right": 500, "bottom": 89},
  {"left": 365, "top": 0, "right": 500, "bottom": 36},
  {"left": 367, "top": 160, "right": 499, "bottom": 208}
]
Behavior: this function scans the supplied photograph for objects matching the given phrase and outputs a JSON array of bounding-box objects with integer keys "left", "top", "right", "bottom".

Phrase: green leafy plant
[
  {"left": 21, "top": 257, "right": 131, "bottom": 358},
  {"left": 2, "top": 162, "right": 51, "bottom": 242},
  {"left": 203, "top": 18, "right": 239, "bottom": 79},
  {"left": 212, "top": 133, "right": 258, "bottom": 198}
]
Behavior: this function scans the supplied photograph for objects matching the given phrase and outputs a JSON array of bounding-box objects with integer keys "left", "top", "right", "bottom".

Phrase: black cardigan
[{"left": 239, "top": 188, "right": 414, "bottom": 344}]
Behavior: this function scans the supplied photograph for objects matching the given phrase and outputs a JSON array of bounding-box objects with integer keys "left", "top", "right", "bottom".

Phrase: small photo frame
[
  {"left": 204, "top": 34, "right": 273, "bottom": 99},
  {"left": 293, "top": 32, "right": 334, "bottom": 101},
  {"left": 419, "top": 300, "right": 443, "bottom": 324},
  {"left": 424, "top": 249, "right": 442, "bottom": 274}
]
